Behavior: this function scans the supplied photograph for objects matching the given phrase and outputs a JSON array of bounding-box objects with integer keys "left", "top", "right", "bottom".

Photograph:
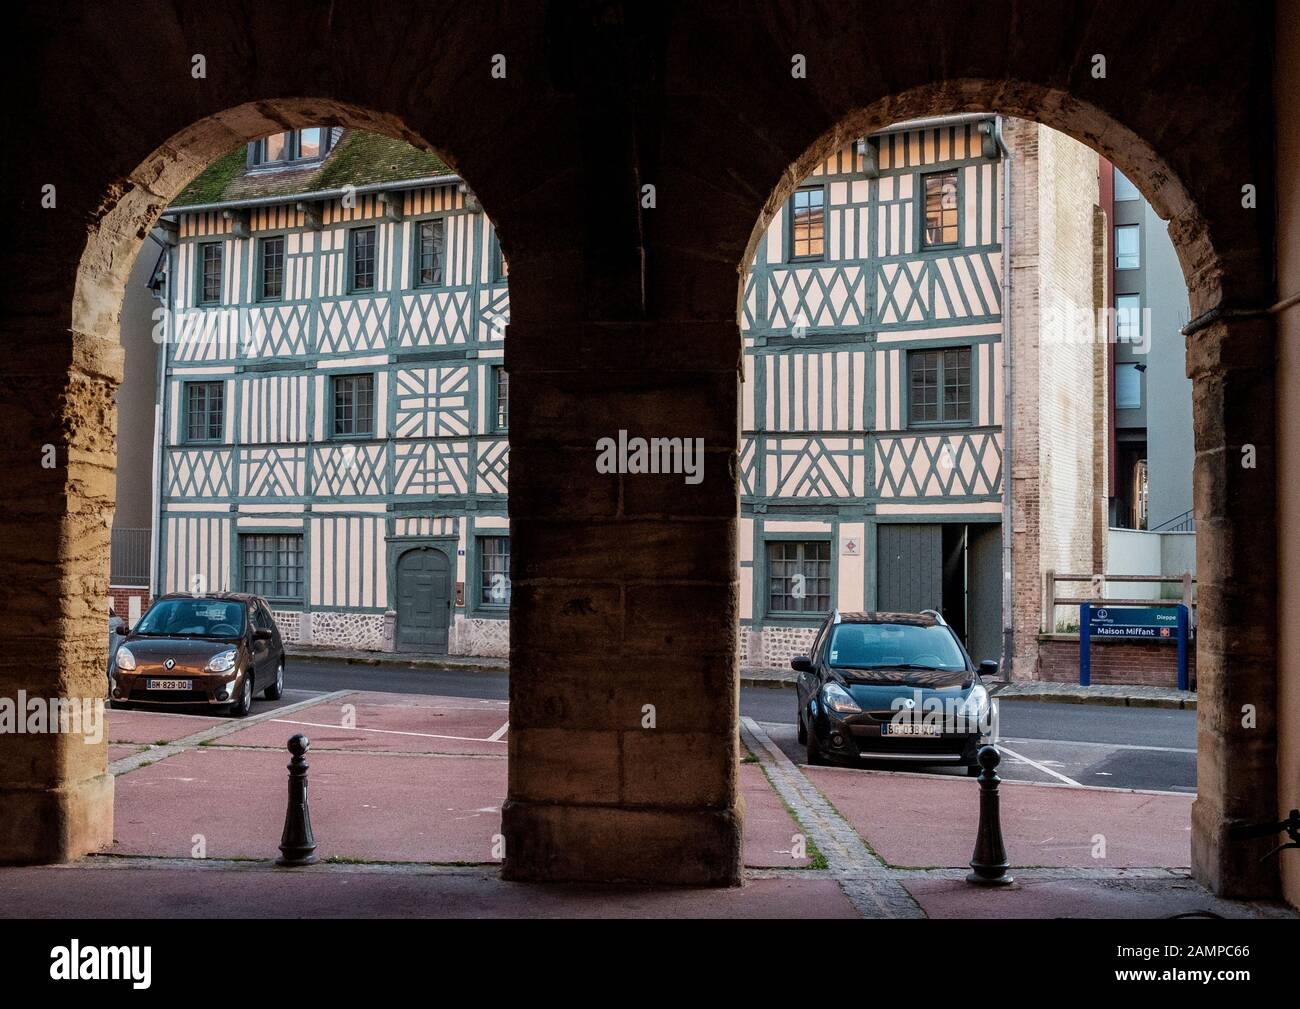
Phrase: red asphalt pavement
[
  {"left": 805, "top": 765, "right": 1192, "bottom": 868},
  {"left": 5, "top": 864, "right": 860, "bottom": 918},
  {"left": 5, "top": 692, "right": 1269, "bottom": 918},
  {"left": 108, "top": 710, "right": 225, "bottom": 746},
  {"left": 106, "top": 693, "right": 811, "bottom": 868}
]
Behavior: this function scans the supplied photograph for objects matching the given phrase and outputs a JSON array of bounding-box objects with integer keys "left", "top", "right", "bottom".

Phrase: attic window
[{"left": 249, "top": 128, "right": 331, "bottom": 168}]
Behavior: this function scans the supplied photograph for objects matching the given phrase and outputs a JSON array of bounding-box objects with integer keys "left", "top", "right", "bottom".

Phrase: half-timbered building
[{"left": 150, "top": 117, "right": 1106, "bottom": 668}]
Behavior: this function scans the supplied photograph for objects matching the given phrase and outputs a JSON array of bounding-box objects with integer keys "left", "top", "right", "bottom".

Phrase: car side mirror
[
  {"left": 115, "top": 620, "right": 129, "bottom": 635},
  {"left": 790, "top": 655, "right": 814, "bottom": 674},
  {"left": 979, "top": 659, "right": 999, "bottom": 679},
  {"left": 254, "top": 628, "right": 273, "bottom": 641}
]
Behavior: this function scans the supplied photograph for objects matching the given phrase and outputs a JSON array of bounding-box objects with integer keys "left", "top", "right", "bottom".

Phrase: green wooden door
[
  {"left": 876, "top": 524, "right": 942, "bottom": 613},
  {"left": 396, "top": 547, "right": 452, "bottom": 652}
]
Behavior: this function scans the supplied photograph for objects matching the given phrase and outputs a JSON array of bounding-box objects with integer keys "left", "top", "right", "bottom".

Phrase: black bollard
[
  {"left": 966, "top": 744, "right": 1013, "bottom": 886},
  {"left": 276, "top": 733, "right": 318, "bottom": 866}
]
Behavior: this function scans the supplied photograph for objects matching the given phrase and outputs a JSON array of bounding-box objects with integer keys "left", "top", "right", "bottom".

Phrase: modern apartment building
[
  {"left": 1100, "top": 158, "right": 1195, "bottom": 533},
  {"left": 144, "top": 118, "right": 1110, "bottom": 674}
]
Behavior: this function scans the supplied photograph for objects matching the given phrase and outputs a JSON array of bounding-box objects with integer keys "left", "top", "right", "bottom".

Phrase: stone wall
[{"left": 451, "top": 617, "right": 510, "bottom": 658}]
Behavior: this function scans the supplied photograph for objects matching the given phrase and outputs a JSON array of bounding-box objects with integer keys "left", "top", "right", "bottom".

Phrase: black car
[
  {"left": 793, "top": 609, "right": 999, "bottom": 774},
  {"left": 108, "top": 593, "right": 286, "bottom": 716}
]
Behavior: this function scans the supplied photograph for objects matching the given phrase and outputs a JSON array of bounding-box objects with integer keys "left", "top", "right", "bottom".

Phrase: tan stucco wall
[
  {"left": 1274, "top": 0, "right": 1300, "bottom": 910},
  {"left": 114, "top": 240, "right": 162, "bottom": 532}
]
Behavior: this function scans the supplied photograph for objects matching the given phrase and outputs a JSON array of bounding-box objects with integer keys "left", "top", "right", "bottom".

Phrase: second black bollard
[
  {"left": 276, "top": 733, "right": 318, "bottom": 866},
  {"left": 966, "top": 744, "right": 1014, "bottom": 886}
]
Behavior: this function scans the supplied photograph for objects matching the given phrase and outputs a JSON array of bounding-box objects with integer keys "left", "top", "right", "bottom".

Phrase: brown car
[{"left": 109, "top": 593, "right": 285, "bottom": 716}]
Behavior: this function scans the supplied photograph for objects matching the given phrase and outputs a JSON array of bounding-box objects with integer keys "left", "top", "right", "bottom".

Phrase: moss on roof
[
  {"left": 171, "top": 130, "right": 454, "bottom": 209},
  {"left": 176, "top": 146, "right": 247, "bottom": 206}
]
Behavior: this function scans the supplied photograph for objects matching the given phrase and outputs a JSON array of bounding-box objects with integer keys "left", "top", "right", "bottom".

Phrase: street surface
[{"left": 283, "top": 658, "right": 1196, "bottom": 794}]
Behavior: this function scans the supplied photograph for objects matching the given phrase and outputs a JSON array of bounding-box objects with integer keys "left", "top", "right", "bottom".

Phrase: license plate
[
  {"left": 147, "top": 679, "right": 193, "bottom": 691},
  {"left": 882, "top": 722, "right": 942, "bottom": 736}
]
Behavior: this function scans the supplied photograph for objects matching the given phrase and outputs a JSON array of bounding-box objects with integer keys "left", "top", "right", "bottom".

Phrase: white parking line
[
  {"left": 997, "top": 744, "right": 1084, "bottom": 787},
  {"left": 1002, "top": 736, "right": 1195, "bottom": 754},
  {"left": 269, "top": 717, "right": 506, "bottom": 744}
]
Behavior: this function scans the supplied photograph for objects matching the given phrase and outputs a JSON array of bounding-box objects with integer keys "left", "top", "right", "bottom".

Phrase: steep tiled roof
[{"left": 171, "top": 130, "right": 454, "bottom": 209}]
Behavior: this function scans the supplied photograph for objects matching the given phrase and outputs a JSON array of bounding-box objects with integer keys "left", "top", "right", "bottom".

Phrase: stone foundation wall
[
  {"left": 751, "top": 625, "right": 818, "bottom": 668},
  {"left": 451, "top": 616, "right": 509, "bottom": 658},
  {"left": 270, "top": 610, "right": 302, "bottom": 645},
  {"left": 270, "top": 610, "right": 384, "bottom": 651}
]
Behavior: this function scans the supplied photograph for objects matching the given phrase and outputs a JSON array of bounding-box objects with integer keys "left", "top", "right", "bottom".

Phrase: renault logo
[{"left": 164, "top": 658, "right": 175, "bottom": 670}]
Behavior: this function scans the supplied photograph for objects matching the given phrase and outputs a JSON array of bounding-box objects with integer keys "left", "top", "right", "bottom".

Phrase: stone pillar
[
  {"left": 500, "top": 320, "right": 743, "bottom": 885},
  {"left": 1188, "top": 315, "right": 1279, "bottom": 898},
  {"left": 0, "top": 329, "right": 116, "bottom": 862}
]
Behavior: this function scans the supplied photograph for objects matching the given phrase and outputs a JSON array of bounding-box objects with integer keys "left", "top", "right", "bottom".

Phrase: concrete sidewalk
[{"left": 11, "top": 686, "right": 1282, "bottom": 920}]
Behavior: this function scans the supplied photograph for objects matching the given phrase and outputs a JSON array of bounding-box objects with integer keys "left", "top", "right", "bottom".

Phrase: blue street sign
[{"left": 1080, "top": 603, "right": 1190, "bottom": 691}]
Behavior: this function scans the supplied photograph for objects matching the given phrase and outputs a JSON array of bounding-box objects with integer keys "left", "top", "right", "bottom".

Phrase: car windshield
[
  {"left": 133, "top": 599, "right": 246, "bottom": 638},
  {"left": 826, "top": 622, "right": 967, "bottom": 671}
]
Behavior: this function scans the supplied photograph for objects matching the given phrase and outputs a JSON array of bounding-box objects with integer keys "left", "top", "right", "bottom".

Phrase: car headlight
[
  {"left": 205, "top": 649, "right": 238, "bottom": 673},
  {"left": 822, "top": 682, "right": 862, "bottom": 715},
  {"left": 115, "top": 645, "right": 137, "bottom": 671},
  {"left": 959, "top": 684, "right": 990, "bottom": 724}
]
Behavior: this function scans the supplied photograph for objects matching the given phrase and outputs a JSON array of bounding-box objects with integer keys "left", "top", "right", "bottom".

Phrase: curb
[
  {"left": 988, "top": 685, "right": 1196, "bottom": 710},
  {"left": 286, "top": 649, "right": 508, "bottom": 675}
]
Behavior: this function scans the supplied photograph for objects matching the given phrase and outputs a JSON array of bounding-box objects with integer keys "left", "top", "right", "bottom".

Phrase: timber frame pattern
[{"left": 0, "top": 2, "right": 1280, "bottom": 897}]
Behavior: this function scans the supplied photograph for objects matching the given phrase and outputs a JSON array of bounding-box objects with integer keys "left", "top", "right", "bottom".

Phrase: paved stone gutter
[
  {"left": 287, "top": 645, "right": 509, "bottom": 674},
  {"left": 990, "top": 680, "right": 1197, "bottom": 710}
]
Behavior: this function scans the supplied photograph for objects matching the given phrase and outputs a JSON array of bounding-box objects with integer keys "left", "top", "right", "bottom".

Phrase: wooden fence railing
[{"left": 1043, "top": 570, "right": 1195, "bottom": 633}]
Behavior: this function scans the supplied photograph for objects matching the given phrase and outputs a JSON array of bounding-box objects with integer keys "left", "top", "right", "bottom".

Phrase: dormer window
[{"left": 249, "top": 128, "right": 331, "bottom": 169}]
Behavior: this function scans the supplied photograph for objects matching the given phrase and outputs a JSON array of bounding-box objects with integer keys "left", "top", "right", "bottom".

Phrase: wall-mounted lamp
[
  {"left": 458, "top": 181, "right": 482, "bottom": 213},
  {"left": 857, "top": 138, "right": 879, "bottom": 179}
]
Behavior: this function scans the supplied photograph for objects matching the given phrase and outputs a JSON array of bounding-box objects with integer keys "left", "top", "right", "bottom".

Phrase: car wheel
[
  {"left": 966, "top": 763, "right": 981, "bottom": 777},
  {"left": 263, "top": 659, "right": 284, "bottom": 700},
  {"left": 796, "top": 711, "right": 807, "bottom": 744},
  {"left": 229, "top": 672, "right": 253, "bottom": 717},
  {"left": 804, "top": 725, "right": 826, "bottom": 766}
]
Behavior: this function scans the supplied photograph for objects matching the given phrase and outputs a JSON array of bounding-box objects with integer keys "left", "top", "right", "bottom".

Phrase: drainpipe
[
  {"left": 149, "top": 228, "right": 176, "bottom": 602},
  {"left": 996, "top": 116, "right": 1015, "bottom": 680}
]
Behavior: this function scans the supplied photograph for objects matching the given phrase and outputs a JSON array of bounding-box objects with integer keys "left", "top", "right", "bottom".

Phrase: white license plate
[
  {"left": 147, "top": 679, "right": 193, "bottom": 691},
  {"left": 882, "top": 722, "right": 942, "bottom": 736}
]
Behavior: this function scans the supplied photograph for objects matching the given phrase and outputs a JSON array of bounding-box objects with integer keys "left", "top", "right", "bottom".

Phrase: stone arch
[
  {"left": 7, "top": 97, "right": 518, "bottom": 864},
  {"left": 736, "top": 80, "right": 1275, "bottom": 898},
  {"left": 738, "top": 79, "right": 1223, "bottom": 320}
]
